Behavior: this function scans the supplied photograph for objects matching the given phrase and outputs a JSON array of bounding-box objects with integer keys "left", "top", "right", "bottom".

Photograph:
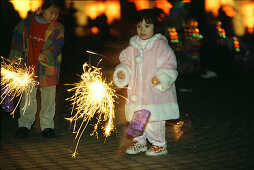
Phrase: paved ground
[{"left": 1, "top": 40, "right": 254, "bottom": 169}]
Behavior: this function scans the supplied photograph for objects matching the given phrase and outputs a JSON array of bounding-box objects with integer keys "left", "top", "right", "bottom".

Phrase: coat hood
[
  {"left": 129, "top": 33, "right": 168, "bottom": 50},
  {"left": 129, "top": 33, "right": 168, "bottom": 63}
]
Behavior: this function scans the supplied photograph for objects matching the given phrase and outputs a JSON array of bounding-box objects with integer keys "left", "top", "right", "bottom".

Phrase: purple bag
[
  {"left": 1, "top": 86, "right": 14, "bottom": 112},
  {"left": 126, "top": 109, "right": 151, "bottom": 137}
]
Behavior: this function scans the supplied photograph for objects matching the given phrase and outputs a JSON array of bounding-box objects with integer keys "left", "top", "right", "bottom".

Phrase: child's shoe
[
  {"left": 126, "top": 142, "right": 147, "bottom": 154},
  {"left": 145, "top": 145, "right": 168, "bottom": 156}
]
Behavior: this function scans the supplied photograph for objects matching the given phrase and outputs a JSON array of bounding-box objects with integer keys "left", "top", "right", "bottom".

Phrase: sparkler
[
  {"left": 173, "top": 121, "right": 184, "bottom": 139},
  {"left": 1, "top": 56, "right": 39, "bottom": 117},
  {"left": 66, "top": 62, "right": 116, "bottom": 157},
  {"left": 86, "top": 50, "right": 108, "bottom": 59}
]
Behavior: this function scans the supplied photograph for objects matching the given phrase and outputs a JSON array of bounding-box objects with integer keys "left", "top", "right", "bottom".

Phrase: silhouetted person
[
  {"left": 0, "top": 1, "right": 21, "bottom": 57},
  {"left": 199, "top": 12, "right": 218, "bottom": 77},
  {"left": 62, "top": 2, "right": 77, "bottom": 38},
  {"left": 216, "top": 6, "right": 234, "bottom": 76},
  {"left": 95, "top": 14, "right": 110, "bottom": 42},
  {"left": 218, "top": 6, "right": 234, "bottom": 37}
]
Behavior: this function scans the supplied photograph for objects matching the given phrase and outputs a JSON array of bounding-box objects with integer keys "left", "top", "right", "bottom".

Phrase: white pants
[
  {"left": 133, "top": 120, "right": 166, "bottom": 147},
  {"left": 18, "top": 86, "right": 56, "bottom": 131}
]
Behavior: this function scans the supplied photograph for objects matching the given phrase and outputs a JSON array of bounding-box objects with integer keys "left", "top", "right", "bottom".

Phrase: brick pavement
[{"left": 1, "top": 68, "right": 254, "bottom": 169}]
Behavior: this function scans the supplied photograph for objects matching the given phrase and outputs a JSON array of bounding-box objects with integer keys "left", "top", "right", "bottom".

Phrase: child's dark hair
[
  {"left": 41, "top": 0, "right": 62, "bottom": 10},
  {"left": 136, "top": 9, "right": 161, "bottom": 34}
]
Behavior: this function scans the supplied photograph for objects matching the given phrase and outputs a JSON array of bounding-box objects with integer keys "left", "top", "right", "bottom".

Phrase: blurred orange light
[
  {"left": 247, "top": 28, "right": 254, "bottom": 34},
  {"left": 86, "top": 1, "right": 121, "bottom": 24},
  {"left": 234, "top": 44, "right": 240, "bottom": 48},
  {"left": 171, "top": 35, "right": 178, "bottom": 39},
  {"left": 233, "top": 41, "right": 239, "bottom": 45},
  {"left": 66, "top": 1, "right": 120, "bottom": 26},
  {"left": 171, "top": 32, "right": 178, "bottom": 36},
  {"left": 205, "top": 0, "right": 254, "bottom": 35},
  {"left": 91, "top": 26, "right": 99, "bottom": 35},
  {"left": 222, "top": 5, "right": 237, "bottom": 17},
  {"left": 10, "top": 0, "right": 42, "bottom": 18},
  {"left": 129, "top": 0, "right": 150, "bottom": 10},
  {"left": 242, "top": 2, "right": 254, "bottom": 34},
  {"left": 154, "top": 0, "right": 173, "bottom": 15},
  {"left": 129, "top": 0, "right": 173, "bottom": 15}
]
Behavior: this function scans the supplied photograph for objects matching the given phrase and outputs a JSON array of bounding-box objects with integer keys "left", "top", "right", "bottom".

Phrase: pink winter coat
[{"left": 113, "top": 34, "right": 180, "bottom": 122}]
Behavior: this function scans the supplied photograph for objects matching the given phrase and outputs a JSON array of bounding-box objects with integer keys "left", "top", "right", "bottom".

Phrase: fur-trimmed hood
[
  {"left": 130, "top": 33, "right": 168, "bottom": 50},
  {"left": 129, "top": 34, "right": 168, "bottom": 63}
]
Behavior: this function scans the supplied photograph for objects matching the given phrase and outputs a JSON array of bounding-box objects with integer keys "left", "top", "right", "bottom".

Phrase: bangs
[
  {"left": 137, "top": 9, "right": 157, "bottom": 25},
  {"left": 137, "top": 17, "right": 154, "bottom": 24}
]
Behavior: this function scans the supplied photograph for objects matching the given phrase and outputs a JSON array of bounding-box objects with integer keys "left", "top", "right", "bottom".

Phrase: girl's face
[
  {"left": 136, "top": 19, "right": 154, "bottom": 40},
  {"left": 40, "top": 5, "right": 60, "bottom": 23}
]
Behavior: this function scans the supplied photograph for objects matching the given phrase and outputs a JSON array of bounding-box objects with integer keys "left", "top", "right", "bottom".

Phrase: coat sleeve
[
  {"left": 154, "top": 43, "right": 178, "bottom": 92},
  {"left": 113, "top": 49, "right": 132, "bottom": 88},
  {"left": 9, "top": 20, "right": 24, "bottom": 60},
  {"left": 39, "top": 24, "right": 64, "bottom": 67}
]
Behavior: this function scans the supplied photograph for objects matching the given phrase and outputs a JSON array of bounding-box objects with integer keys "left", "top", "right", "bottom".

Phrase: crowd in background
[{"left": 1, "top": 1, "right": 254, "bottom": 79}]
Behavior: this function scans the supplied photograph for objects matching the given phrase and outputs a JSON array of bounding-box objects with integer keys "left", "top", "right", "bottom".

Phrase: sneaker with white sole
[
  {"left": 145, "top": 145, "right": 168, "bottom": 156},
  {"left": 126, "top": 142, "right": 147, "bottom": 154}
]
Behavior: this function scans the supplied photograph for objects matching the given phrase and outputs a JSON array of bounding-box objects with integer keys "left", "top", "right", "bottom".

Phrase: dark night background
[
  {"left": 1, "top": 0, "right": 254, "bottom": 81},
  {"left": 1, "top": 0, "right": 254, "bottom": 169}
]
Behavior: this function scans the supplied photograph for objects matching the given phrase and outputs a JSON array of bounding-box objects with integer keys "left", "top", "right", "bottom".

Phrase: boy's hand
[
  {"left": 117, "top": 71, "right": 125, "bottom": 79},
  {"left": 152, "top": 76, "right": 160, "bottom": 85},
  {"left": 38, "top": 54, "right": 45, "bottom": 62}
]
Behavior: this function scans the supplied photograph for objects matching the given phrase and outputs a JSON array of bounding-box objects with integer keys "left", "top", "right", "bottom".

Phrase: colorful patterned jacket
[{"left": 9, "top": 15, "right": 64, "bottom": 87}]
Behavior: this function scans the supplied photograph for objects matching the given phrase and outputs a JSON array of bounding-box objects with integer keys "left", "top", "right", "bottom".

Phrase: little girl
[{"left": 113, "top": 9, "right": 180, "bottom": 156}]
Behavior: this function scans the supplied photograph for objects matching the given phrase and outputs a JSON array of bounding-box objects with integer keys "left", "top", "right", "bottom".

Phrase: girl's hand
[
  {"left": 152, "top": 76, "right": 160, "bottom": 85},
  {"left": 117, "top": 71, "right": 125, "bottom": 79},
  {"left": 10, "top": 59, "right": 17, "bottom": 66}
]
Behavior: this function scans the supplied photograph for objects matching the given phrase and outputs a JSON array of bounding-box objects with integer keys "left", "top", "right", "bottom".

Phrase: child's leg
[
  {"left": 18, "top": 87, "right": 38, "bottom": 129},
  {"left": 39, "top": 86, "right": 56, "bottom": 131},
  {"left": 133, "top": 133, "right": 147, "bottom": 145},
  {"left": 145, "top": 120, "right": 166, "bottom": 147},
  {"left": 125, "top": 129, "right": 147, "bottom": 154},
  {"left": 145, "top": 121, "right": 167, "bottom": 156}
]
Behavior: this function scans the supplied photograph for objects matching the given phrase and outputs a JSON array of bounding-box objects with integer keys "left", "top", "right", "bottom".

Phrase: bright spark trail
[
  {"left": 66, "top": 62, "right": 116, "bottom": 157},
  {"left": 1, "top": 56, "right": 39, "bottom": 117}
]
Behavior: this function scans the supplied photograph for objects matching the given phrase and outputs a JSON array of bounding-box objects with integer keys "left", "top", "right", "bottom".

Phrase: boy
[{"left": 9, "top": 0, "right": 64, "bottom": 138}]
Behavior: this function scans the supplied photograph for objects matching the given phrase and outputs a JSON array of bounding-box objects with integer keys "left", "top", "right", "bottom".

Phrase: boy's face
[
  {"left": 136, "top": 19, "right": 154, "bottom": 40},
  {"left": 41, "top": 5, "right": 60, "bottom": 23}
]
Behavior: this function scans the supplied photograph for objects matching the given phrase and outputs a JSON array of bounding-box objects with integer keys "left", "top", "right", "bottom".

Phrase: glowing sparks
[
  {"left": 66, "top": 62, "right": 116, "bottom": 157},
  {"left": 86, "top": 50, "right": 108, "bottom": 59},
  {"left": 1, "top": 56, "right": 39, "bottom": 117},
  {"left": 173, "top": 121, "right": 184, "bottom": 139}
]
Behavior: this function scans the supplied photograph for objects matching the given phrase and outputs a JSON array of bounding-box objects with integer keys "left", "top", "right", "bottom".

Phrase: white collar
[
  {"left": 137, "top": 37, "right": 150, "bottom": 49},
  {"left": 130, "top": 33, "right": 161, "bottom": 50}
]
